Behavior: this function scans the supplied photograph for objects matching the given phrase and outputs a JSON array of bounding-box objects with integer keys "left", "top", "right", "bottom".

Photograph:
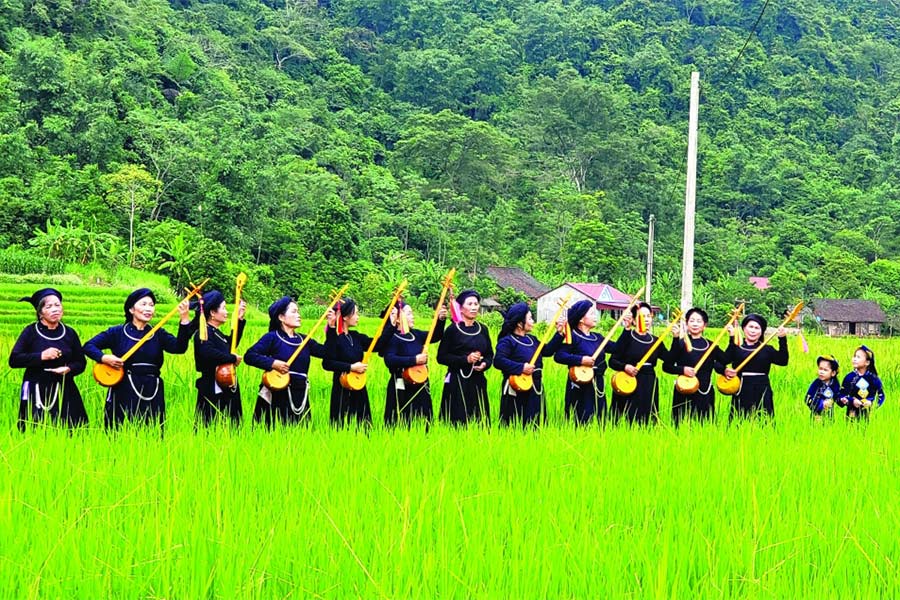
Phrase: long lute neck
[
  {"left": 421, "top": 269, "right": 455, "bottom": 351},
  {"left": 734, "top": 303, "right": 803, "bottom": 374},
  {"left": 285, "top": 285, "right": 348, "bottom": 366},
  {"left": 526, "top": 330, "right": 551, "bottom": 365},
  {"left": 691, "top": 305, "right": 744, "bottom": 371},
  {"left": 527, "top": 293, "right": 572, "bottom": 364},
  {"left": 121, "top": 280, "right": 208, "bottom": 362},
  {"left": 734, "top": 335, "right": 780, "bottom": 373},
  {"left": 589, "top": 286, "right": 646, "bottom": 362},
  {"left": 362, "top": 281, "right": 407, "bottom": 365},
  {"left": 229, "top": 281, "right": 244, "bottom": 354},
  {"left": 633, "top": 311, "right": 682, "bottom": 371}
]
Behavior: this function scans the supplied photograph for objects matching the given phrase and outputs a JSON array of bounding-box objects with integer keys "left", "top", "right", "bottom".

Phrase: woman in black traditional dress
[
  {"left": 609, "top": 302, "right": 668, "bottom": 425},
  {"left": 193, "top": 290, "right": 246, "bottom": 428},
  {"left": 493, "top": 302, "right": 564, "bottom": 428},
  {"left": 437, "top": 290, "right": 494, "bottom": 426},
  {"left": 662, "top": 307, "right": 726, "bottom": 426},
  {"left": 84, "top": 288, "right": 192, "bottom": 432},
  {"left": 722, "top": 314, "right": 788, "bottom": 420},
  {"left": 553, "top": 300, "right": 617, "bottom": 425},
  {"left": 322, "top": 298, "right": 391, "bottom": 429},
  {"left": 244, "top": 296, "right": 333, "bottom": 428},
  {"left": 9, "top": 288, "right": 88, "bottom": 430},
  {"left": 381, "top": 301, "right": 446, "bottom": 428}
]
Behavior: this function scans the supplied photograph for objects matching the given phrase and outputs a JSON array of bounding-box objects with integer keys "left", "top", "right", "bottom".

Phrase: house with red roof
[
  {"left": 536, "top": 282, "right": 640, "bottom": 323},
  {"left": 749, "top": 277, "right": 770, "bottom": 291}
]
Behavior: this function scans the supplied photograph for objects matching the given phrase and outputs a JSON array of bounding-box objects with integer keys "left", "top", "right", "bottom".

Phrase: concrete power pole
[
  {"left": 680, "top": 71, "right": 700, "bottom": 313},
  {"left": 646, "top": 214, "right": 655, "bottom": 306}
]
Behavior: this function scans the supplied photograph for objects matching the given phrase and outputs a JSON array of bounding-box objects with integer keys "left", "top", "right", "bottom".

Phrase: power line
[{"left": 723, "top": 0, "right": 773, "bottom": 79}]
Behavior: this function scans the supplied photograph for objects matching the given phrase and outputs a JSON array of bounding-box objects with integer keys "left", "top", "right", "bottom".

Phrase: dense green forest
[{"left": 1, "top": 0, "right": 899, "bottom": 321}]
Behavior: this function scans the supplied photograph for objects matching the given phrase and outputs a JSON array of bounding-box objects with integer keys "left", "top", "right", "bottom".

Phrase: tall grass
[{"left": 1, "top": 282, "right": 898, "bottom": 597}]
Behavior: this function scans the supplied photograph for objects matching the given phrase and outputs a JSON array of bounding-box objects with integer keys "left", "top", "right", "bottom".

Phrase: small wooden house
[
  {"left": 485, "top": 266, "right": 550, "bottom": 300},
  {"left": 811, "top": 299, "right": 885, "bottom": 337},
  {"left": 479, "top": 297, "right": 501, "bottom": 313}
]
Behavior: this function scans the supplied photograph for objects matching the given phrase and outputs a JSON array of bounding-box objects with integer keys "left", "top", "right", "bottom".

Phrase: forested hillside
[{"left": 1, "top": 0, "right": 898, "bottom": 320}]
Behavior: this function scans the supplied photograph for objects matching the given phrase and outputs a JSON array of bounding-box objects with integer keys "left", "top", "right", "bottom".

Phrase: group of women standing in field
[{"left": 8, "top": 284, "right": 885, "bottom": 432}]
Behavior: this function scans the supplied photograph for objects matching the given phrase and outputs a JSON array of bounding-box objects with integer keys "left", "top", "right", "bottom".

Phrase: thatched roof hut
[
  {"left": 485, "top": 266, "right": 550, "bottom": 300},
  {"left": 811, "top": 299, "right": 885, "bottom": 337}
]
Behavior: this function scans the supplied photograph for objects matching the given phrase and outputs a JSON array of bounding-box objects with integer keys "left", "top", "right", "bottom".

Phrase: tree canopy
[{"left": 1, "top": 0, "right": 898, "bottom": 322}]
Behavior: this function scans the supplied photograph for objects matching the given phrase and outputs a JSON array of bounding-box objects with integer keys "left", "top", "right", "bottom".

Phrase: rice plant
[{"left": 1, "top": 281, "right": 897, "bottom": 597}]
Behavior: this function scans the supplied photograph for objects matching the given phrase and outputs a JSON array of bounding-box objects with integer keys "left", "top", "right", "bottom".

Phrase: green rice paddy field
[{"left": 0, "top": 282, "right": 898, "bottom": 598}]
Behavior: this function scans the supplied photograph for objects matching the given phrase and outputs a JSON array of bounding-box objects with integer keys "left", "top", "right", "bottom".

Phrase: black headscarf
[
  {"left": 190, "top": 290, "right": 225, "bottom": 323},
  {"left": 20, "top": 288, "right": 62, "bottom": 320},
  {"left": 268, "top": 296, "right": 294, "bottom": 332},
  {"left": 455, "top": 290, "right": 480, "bottom": 306},
  {"left": 20, "top": 288, "right": 62, "bottom": 308},
  {"left": 339, "top": 298, "right": 357, "bottom": 318},
  {"left": 124, "top": 288, "right": 156, "bottom": 322},
  {"left": 741, "top": 313, "right": 768, "bottom": 333},
  {"left": 566, "top": 300, "right": 593, "bottom": 329},
  {"left": 499, "top": 302, "right": 530, "bottom": 339}
]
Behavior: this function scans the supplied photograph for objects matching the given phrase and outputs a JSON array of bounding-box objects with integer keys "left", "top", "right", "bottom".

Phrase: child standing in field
[
  {"left": 804, "top": 355, "right": 841, "bottom": 421},
  {"left": 839, "top": 345, "right": 884, "bottom": 419}
]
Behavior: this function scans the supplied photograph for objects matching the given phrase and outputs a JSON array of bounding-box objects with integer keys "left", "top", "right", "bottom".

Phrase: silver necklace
[
  {"left": 35, "top": 322, "right": 66, "bottom": 341},
  {"left": 128, "top": 373, "right": 160, "bottom": 401},
  {"left": 510, "top": 334, "right": 535, "bottom": 347},
  {"left": 276, "top": 330, "right": 302, "bottom": 347},
  {"left": 289, "top": 384, "right": 309, "bottom": 416},
  {"left": 124, "top": 323, "right": 153, "bottom": 342},
  {"left": 574, "top": 330, "right": 598, "bottom": 341},
  {"left": 688, "top": 338, "right": 710, "bottom": 351},
  {"left": 212, "top": 328, "right": 230, "bottom": 344},
  {"left": 456, "top": 322, "right": 482, "bottom": 337},
  {"left": 631, "top": 330, "right": 653, "bottom": 344}
]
